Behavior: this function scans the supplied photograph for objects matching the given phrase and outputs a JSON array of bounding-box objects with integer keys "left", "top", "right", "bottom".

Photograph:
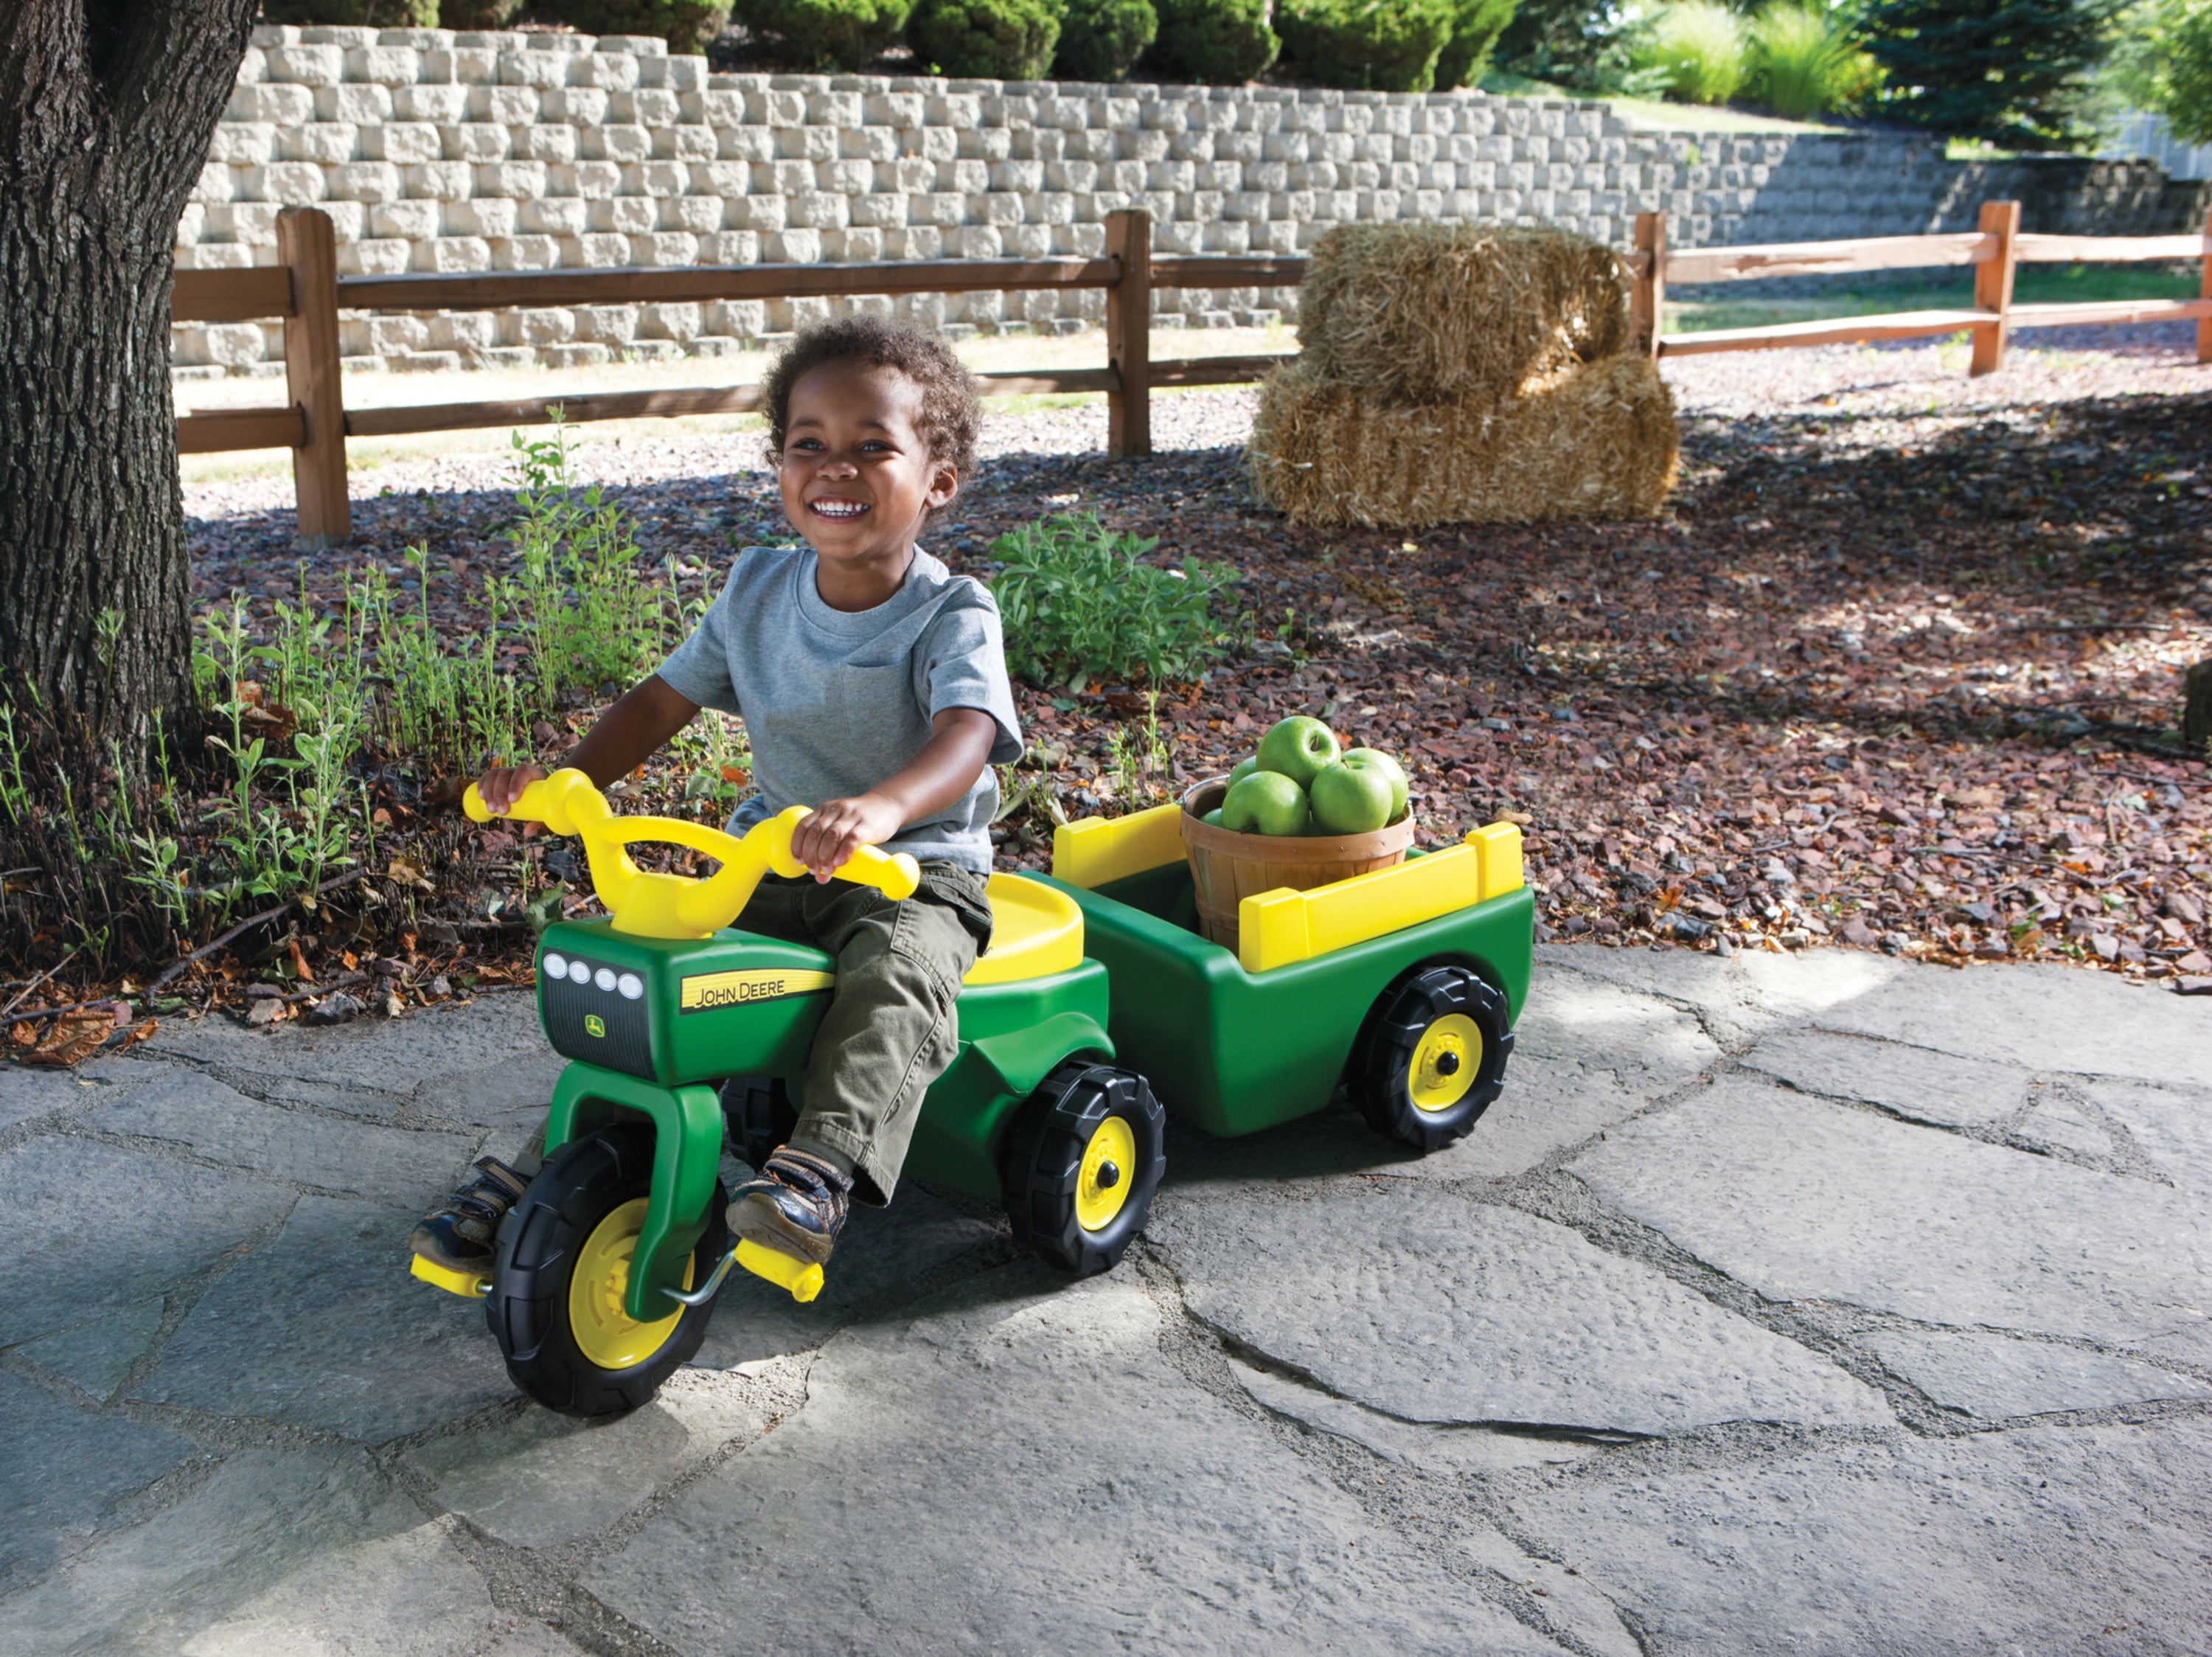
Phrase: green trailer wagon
[{"left": 417, "top": 771, "right": 1531, "bottom": 1417}]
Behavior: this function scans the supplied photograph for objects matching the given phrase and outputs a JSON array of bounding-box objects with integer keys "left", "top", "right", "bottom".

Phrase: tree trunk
[
  {"left": 0, "top": 0, "right": 260, "bottom": 756},
  {"left": 2186, "top": 659, "right": 2212, "bottom": 754}
]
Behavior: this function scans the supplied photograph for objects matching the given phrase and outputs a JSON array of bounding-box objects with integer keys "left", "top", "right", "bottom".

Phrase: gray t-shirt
[{"left": 655, "top": 544, "right": 1023, "bottom": 874}]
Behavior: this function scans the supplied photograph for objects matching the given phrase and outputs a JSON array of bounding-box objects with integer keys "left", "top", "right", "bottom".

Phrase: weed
[{"left": 989, "top": 513, "right": 1236, "bottom": 692}]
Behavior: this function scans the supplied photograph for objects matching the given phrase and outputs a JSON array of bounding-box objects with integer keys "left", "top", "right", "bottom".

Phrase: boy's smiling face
[{"left": 778, "top": 360, "right": 959, "bottom": 585}]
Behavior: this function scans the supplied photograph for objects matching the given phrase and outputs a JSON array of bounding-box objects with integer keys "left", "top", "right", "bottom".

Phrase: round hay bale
[
  {"left": 1248, "top": 355, "right": 1680, "bottom": 529},
  {"left": 1295, "top": 221, "right": 1632, "bottom": 406}
]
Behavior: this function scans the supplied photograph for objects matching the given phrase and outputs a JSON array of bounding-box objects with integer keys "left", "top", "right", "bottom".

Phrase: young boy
[{"left": 411, "top": 315, "right": 1020, "bottom": 1276}]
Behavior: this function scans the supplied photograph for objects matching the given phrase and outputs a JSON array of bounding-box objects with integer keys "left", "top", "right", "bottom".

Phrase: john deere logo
[
  {"left": 679, "top": 968, "right": 835, "bottom": 1013},
  {"left": 583, "top": 1013, "right": 606, "bottom": 1038}
]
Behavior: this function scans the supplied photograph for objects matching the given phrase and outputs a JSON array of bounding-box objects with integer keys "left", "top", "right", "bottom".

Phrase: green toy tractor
[{"left": 414, "top": 770, "right": 1165, "bottom": 1417}]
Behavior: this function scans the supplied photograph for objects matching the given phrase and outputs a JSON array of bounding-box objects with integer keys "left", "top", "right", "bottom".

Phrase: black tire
[
  {"left": 487, "top": 1123, "right": 729, "bottom": 1418},
  {"left": 1001, "top": 1062, "right": 1166, "bottom": 1276},
  {"left": 1352, "top": 965, "right": 1512, "bottom": 1152},
  {"left": 719, "top": 1074, "right": 797, "bottom": 1171}
]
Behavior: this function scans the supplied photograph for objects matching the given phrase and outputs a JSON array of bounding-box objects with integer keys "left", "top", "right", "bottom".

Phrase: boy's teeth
[{"left": 813, "top": 500, "right": 867, "bottom": 518}]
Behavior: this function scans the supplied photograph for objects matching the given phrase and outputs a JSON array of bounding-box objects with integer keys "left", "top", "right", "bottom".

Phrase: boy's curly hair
[{"left": 762, "top": 316, "right": 981, "bottom": 523}]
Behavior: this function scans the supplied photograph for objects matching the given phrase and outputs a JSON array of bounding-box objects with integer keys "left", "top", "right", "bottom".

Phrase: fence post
[
  {"left": 1969, "top": 198, "right": 2020, "bottom": 378},
  {"left": 1631, "top": 211, "right": 1666, "bottom": 358},
  {"left": 1105, "top": 206, "right": 1152, "bottom": 459},
  {"left": 277, "top": 206, "right": 349, "bottom": 546},
  {"left": 2198, "top": 204, "right": 2211, "bottom": 367}
]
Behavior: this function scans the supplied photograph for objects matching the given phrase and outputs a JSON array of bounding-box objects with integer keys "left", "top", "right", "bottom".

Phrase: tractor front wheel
[
  {"left": 1353, "top": 965, "right": 1512, "bottom": 1152},
  {"left": 1002, "top": 1062, "right": 1166, "bottom": 1276},
  {"left": 487, "top": 1124, "right": 728, "bottom": 1417}
]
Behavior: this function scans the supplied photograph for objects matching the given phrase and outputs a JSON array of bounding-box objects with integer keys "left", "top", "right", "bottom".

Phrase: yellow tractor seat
[{"left": 964, "top": 875, "right": 1085, "bottom": 986}]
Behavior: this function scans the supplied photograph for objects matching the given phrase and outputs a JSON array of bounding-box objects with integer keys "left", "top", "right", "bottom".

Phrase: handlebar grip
[{"left": 840, "top": 844, "right": 922, "bottom": 902}]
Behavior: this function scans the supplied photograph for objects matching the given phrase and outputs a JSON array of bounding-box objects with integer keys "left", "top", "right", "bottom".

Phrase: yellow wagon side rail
[{"left": 1237, "top": 824, "right": 1524, "bottom": 974}]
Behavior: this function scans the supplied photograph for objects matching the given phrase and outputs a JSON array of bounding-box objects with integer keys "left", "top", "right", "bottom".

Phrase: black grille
[{"left": 541, "top": 958, "right": 653, "bottom": 1078}]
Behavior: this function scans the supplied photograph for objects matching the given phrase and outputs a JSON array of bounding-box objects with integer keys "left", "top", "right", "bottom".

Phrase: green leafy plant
[
  {"left": 908, "top": 0, "right": 1062, "bottom": 75},
  {"left": 2123, "top": 0, "right": 2212, "bottom": 144},
  {"left": 988, "top": 513, "right": 1236, "bottom": 692},
  {"left": 1635, "top": 0, "right": 1750, "bottom": 103},
  {"left": 1436, "top": 0, "right": 1518, "bottom": 86},
  {"left": 737, "top": 0, "right": 913, "bottom": 69},
  {"left": 1747, "top": 2, "right": 1882, "bottom": 117},
  {"left": 1147, "top": 0, "right": 1280, "bottom": 82},
  {"left": 259, "top": 0, "right": 440, "bottom": 22},
  {"left": 1278, "top": 0, "right": 1455, "bottom": 91},
  {"left": 438, "top": 0, "right": 527, "bottom": 25},
  {"left": 1053, "top": 0, "right": 1160, "bottom": 79}
]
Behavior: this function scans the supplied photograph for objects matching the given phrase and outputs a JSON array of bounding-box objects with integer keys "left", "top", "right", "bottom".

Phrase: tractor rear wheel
[{"left": 1002, "top": 1062, "right": 1166, "bottom": 1276}]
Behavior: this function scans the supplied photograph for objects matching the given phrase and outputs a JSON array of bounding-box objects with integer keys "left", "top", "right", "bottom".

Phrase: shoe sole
[{"left": 728, "top": 1195, "right": 837, "bottom": 1266}]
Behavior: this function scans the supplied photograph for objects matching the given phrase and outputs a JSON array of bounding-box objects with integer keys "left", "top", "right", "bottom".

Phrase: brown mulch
[{"left": 153, "top": 335, "right": 2212, "bottom": 1017}]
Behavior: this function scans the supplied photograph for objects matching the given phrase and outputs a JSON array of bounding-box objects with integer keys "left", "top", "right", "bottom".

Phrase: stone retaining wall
[{"left": 173, "top": 24, "right": 2211, "bottom": 378}]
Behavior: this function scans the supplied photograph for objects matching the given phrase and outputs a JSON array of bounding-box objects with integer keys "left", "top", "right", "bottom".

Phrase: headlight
[
  {"left": 617, "top": 972, "right": 644, "bottom": 1000},
  {"left": 594, "top": 967, "right": 616, "bottom": 992},
  {"left": 543, "top": 951, "right": 568, "bottom": 979},
  {"left": 568, "top": 959, "right": 590, "bottom": 984}
]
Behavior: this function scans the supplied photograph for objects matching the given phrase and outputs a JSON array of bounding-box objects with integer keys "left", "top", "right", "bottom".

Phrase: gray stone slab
[
  {"left": 0, "top": 1064, "right": 94, "bottom": 1131},
  {"left": 406, "top": 1370, "right": 767, "bottom": 1551},
  {"left": 0, "top": 1445, "right": 416, "bottom": 1657},
  {"left": 2077, "top": 1077, "right": 2212, "bottom": 1199},
  {"left": 0, "top": 1370, "right": 199, "bottom": 1597},
  {"left": 1461, "top": 1527, "right": 1646, "bottom": 1657},
  {"left": 1229, "top": 1358, "right": 1601, "bottom": 1479},
  {"left": 2014, "top": 1091, "right": 2116, "bottom": 1158},
  {"left": 1742, "top": 1027, "right": 2029, "bottom": 1128},
  {"left": 136, "top": 1195, "right": 512, "bottom": 1444},
  {"left": 1867, "top": 1328, "right": 2212, "bottom": 1419},
  {"left": 1512, "top": 1421, "right": 2212, "bottom": 1654},
  {"left": 1814, "top": 959, "right": 2212, "bottom": 1087},
  {"left": 1536, "top": 942, "right": 1907, "bottom": 1047},
  {"left": 1378, "top": 973, "right": 1722, "bottom": 1182},
  {"left": 0, "top": 1136, "right": 295, "bottom": 1349},
  {"left": 178, "top": 1518, "right": 498, "bottom": 1657},
  {"left": 16, "top": 1298, "right": 166, "bottom": 1400},
  {"left": 586, "top": 1273, "right": 1573, "bottom": 1656},
  {"left": 1150, "top": 1184, "right": 1888, "bottom": 1436},
  {"left": 79, "top": 1069, "right": 477, "bottom": 1206},
  {"left": 145, "top": 996, "right": 549, "bottom": 1102},
  {"left": 690, "top": 1186, "right": 1001, "bottom": 1369},
  {"left": 1569, "top": 1075, "right": 2212, "bottom": 1364}
]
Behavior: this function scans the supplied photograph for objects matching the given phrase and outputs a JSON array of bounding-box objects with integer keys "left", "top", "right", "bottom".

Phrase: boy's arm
[
  {"left": 476, "top": 675, "right": 700, "bottom": 814},
  {"left": 788, "top": 706, "right": 998, "bottom": 880}
]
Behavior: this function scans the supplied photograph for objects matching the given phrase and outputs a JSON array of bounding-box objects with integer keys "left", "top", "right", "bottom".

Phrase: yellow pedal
[
  {"left": 410, "top": 1253, "right": 490, "bottom": 1299},
  {"left": 735, "top": 1237, "right": 824, "bottom": 1303}
]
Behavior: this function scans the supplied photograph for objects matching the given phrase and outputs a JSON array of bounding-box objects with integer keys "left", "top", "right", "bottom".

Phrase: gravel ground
[{"left": 176, "top": 325, "right": 2212, "bottom": 990}]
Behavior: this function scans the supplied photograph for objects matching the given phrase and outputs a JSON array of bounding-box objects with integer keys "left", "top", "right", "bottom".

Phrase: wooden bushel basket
[{"left": 1179, "top": 777, "right": 1414, "bottom": 955}]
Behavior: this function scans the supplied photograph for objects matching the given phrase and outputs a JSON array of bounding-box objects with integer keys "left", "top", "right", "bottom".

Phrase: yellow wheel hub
[
  {"left": 1408, "top": 1014, "right": 1482, "bottom": 1114},
  {"left": 568, "top": 1197, "right": 694, "bottom": 1372},
  {"left": 1076, "top": 1115, "right": 1138, "bottom": 1233}
]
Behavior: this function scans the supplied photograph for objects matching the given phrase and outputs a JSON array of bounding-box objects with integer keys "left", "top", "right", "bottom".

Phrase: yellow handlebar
[{"left": 465, "top": 768, "right": 921, "bottom": 939}]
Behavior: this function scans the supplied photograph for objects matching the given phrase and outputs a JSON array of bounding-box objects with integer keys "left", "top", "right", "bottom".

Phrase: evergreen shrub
[
  {"left": 1434, "top": 0, "right": 1518, "bottom": 87},
  {"left": 1278, "top": 0, "right": 1454, "bottom": 91},
  {"left": 1862, "top": 0, "right": 2117, "bottom": 149},
  {"left": 737, "top": 0, "right": 911, "bottom": 69},
  {"left": 1052, "top": 0, "right": 1160, "bottom": 80},
  {"left": 260, "top": 0, "right": 440, "bottom": 24},
  {"left": 549, "top": 0, "right": 734, "bottom": 54},
  {"left": 1147, "top": 0, "right": 1280, "bottom": 83},
  {"left": 908, "top": 0, "right": 1062, "bottom": 75}
]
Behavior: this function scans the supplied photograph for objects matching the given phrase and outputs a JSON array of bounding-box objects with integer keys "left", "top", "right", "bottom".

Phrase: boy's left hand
[{"left": 792, "top": 793, "right": 906, "bottom": 883}]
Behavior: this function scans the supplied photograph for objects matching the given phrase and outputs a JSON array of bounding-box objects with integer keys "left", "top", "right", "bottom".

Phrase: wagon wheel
[
  {"left": 486, "top": 1123, "right": 728, "bottom": 1418},
  {"left": 1002, "top": 1061, "right": 1166, "bottom": 1276},
  {"left": 1352, "top": 965, "right": 1512, "bottom": 1152}
]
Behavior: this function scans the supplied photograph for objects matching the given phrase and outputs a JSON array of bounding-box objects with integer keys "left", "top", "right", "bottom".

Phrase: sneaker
[
  {"left": 729, "top": 1147, "right": 851, "bottom": 1266},
  {"left": 410, "top": 1157, "right": 529, "bottom": 1275}
]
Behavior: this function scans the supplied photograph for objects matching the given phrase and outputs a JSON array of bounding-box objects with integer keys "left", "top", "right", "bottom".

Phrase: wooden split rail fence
[{"left": 175, "top": 201, "right": 2212, "bottom": 545}]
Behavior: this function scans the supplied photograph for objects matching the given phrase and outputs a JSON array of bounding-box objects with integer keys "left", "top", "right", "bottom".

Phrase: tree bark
[
  {"left": 2186, "top": 659, "right": 2212, "bottom": 754},
  {"left": 0, "top": 0, "right": 260, "bottom": 756}
]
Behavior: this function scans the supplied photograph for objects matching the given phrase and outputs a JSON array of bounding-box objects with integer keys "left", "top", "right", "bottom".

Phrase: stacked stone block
[{"left": 171, "top": 24, "right": 2208, "bottom": 376}]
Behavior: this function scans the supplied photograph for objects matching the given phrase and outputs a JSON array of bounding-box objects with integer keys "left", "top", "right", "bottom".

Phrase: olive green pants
[{"left": 731, "top": 862, "right": 992, "bottom": 1206}]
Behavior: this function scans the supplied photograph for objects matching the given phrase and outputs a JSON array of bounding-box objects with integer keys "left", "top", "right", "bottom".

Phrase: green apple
[
  {"left": 1340, "top": 747, "right": 1409, "bottom": 821},
  {"left": 1309, "top": 761, "right": 1395, "bottom": 835},
  {"left": 1201, "top": 807, "right": 1224, "bottom": 827},
  {"left": 1226, "top": 756, "right": 1259, "bottom": 791},
  {"left": 1222, "top": 771, "right": 1311, "bottom": 837},
  {"left": 1256, "top": 715, "right": 1340, "bottom": 788}
]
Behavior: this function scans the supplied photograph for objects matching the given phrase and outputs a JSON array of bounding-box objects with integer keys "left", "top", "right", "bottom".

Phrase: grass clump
[
  {"left": 1635, "top": 0, "right": 1750, "bottom": 104},
  {"left": 988, "top": 513, "right": 1236, "bottom": 692},
  {"left": 1748, "top": 2, "right": 1882, "bottom": 117}
]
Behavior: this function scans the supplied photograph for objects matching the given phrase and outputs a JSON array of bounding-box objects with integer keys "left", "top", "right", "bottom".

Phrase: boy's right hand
[{"left": 476, "top": 763, "right": 550, "bottom": 818}]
